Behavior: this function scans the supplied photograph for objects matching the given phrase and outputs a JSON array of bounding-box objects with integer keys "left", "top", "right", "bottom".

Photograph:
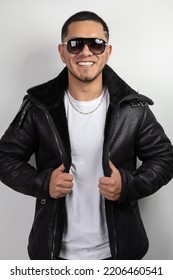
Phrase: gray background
[{"left": 0, "top": 0, "right": 173, "bottom": 259}]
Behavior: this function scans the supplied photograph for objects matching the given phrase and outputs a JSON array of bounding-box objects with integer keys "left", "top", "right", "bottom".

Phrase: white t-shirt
[{"left": 59, "top": 88, "right": 111, "bottom": 260}]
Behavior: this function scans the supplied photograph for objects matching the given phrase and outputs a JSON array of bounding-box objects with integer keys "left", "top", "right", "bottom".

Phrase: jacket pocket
[
  {"left": 113, "top": 201, "right": 149, "bottom": 259},
  {"left": 34, "top": 199, "right": 46, "bottom": 221},
  {"left": 130, "top": 200, "right": 142, "bottom": 226},
  {"left": 28, "top": 198, "right": 57, "bottom": 260}
]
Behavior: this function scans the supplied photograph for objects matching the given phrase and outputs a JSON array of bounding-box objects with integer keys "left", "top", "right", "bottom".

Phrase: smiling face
[{"left": 58, "top": 20, "right": 112, "bottom": 85}]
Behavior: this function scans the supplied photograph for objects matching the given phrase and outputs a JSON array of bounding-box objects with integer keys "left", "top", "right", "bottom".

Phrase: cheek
[
  {"left": 61, "top": 53, "right": 70, "bottom": 64},
  {"left": 99, "top": 56, "right": 109, "bottom": 68},
  {"left": 59, "top": 48, "right": 72, "bottom": 64},
  {"left": 62, "top": 53, "right": 76, "bottom": 67},
  {"left": 65, "top": 59, "right": 75, "bottom": 69},
  {"left": 61, "top": 56, "right": 66, "bottom": 64}
]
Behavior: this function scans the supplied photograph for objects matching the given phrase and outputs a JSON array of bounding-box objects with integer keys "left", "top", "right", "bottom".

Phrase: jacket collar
[{"left": 27, "top": 64, "right": 153, "bottom": 108}]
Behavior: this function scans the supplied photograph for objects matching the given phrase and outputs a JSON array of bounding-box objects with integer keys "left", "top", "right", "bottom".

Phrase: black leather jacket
[{"left": 0, "top": 65, "right": 173, "bottom": 260}]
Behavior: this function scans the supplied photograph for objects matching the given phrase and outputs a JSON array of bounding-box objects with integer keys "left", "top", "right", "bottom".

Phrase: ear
[
  {"left": 58, "top": 44, "right": 66, "bottom": 64},
  {"left": 108, "top": 44, "right": 112, "bottom": 56},
  {"left": 106, "top": 44, "right": 112, "bottom": 63}
]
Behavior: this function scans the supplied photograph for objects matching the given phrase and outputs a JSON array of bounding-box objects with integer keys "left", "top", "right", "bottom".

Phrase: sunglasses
[{"left": 62, "top": 38, "right": 108, "bottom": 54}]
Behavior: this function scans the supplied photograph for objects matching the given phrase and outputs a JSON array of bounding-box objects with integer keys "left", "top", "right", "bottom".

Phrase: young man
[{"left": 0, "top": 11, "right": 173, "bottom": 260}]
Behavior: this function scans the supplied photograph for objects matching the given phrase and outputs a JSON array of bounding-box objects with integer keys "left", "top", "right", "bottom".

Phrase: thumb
[
  {"left": 57, "top": 163, "right": 65, "bottom": 172},
  {"left": 109, "top": 161, "right": 117, "bottom": 175}
]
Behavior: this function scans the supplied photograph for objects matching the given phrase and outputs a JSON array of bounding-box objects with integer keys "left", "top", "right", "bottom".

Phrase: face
[{"left": 58, "top": 20, "right": 112, "bottom": 84}]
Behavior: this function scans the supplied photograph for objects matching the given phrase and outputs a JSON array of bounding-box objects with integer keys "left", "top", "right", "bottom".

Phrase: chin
[
  {"left": 69, "top": 69, "right": 101, "bottom": 83},
  {"left": 78, "top": 71, "right": 101, "bottom": 82},
  {"left": 79, "top": 76, "right": 97, "bottom": 83}
]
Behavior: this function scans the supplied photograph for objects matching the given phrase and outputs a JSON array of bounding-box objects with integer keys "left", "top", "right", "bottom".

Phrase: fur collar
[{"left": 27, "top": 64, "right": 153, "bottom": 108}]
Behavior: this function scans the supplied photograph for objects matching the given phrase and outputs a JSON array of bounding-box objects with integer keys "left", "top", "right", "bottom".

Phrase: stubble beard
[{"left": 68, "top": 68, "right": 103, "bottom": 83}]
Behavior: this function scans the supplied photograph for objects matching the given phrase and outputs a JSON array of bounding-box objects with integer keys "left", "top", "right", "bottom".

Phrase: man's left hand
[{"left": 99, "top": 161, "right": 122, "bottom": 201}]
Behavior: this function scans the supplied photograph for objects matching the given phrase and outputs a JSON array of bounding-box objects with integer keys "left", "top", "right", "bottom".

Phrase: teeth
[{"left": 78, "top": 62, "right": 94, "bottom": 66}]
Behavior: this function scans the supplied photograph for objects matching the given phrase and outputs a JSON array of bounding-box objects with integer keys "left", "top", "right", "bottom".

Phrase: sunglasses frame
[{"left": 62, "top": 37, "right": 108, "bottom": 55}]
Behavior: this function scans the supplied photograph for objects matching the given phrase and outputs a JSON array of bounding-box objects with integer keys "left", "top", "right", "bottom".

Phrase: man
[{"left": 0, "top": 11, "right": 173, "bottom": 260}]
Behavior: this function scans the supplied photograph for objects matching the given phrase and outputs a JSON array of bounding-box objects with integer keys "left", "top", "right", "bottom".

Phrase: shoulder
[{"left": 10, "top": 96, "right": 44, "bottom": 129}]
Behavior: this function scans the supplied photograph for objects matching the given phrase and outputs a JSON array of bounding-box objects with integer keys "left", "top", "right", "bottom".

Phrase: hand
[
  {"left": 99, "top": 161, "right": 122, "bottom": 201},
  {"left": 49, "top": 164, "right": 73, "bottom": 199}
]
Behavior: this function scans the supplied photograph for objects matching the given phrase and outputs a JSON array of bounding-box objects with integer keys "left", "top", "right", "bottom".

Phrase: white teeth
[{"left": 78, "top": 62, "right": 94, "bottom": 66}]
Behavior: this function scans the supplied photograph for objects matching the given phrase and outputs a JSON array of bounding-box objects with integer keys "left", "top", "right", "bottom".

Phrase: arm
[
  {"left": 119, "top": 105, "right": 173, "bottom": 202},
  {"left": 0, "top": 101, "right": 53, "bottom": 198},
  {"left": 99, "top": 105, "right": 173, "bottom": 202}
]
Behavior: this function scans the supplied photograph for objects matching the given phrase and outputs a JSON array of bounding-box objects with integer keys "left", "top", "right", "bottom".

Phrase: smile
[{"left": 77, "top": 62, "right": 94, "bottom": 66}]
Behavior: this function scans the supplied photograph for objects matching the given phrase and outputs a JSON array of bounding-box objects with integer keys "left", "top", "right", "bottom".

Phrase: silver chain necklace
[{"left": 66, "top": 89, "right": 105, "bottom": 115}]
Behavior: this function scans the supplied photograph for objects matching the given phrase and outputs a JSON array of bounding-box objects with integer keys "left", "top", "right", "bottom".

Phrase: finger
[
  {"left": 52, "top": 186, "right": 72, "bottom": 199},
  {"left": 99, "top": 182, "right": 116, "bottom": 194},
  {"left": 64, "top": 173, "right": 73, "bottom": 182},
  {"left": 57, "top": 185, "right": 73, "bottom": 193},
  {"left": 99, "top": 183, "right": 110, "bottom": 191},
  {"left": 109, "top": 161, "right": 117, "bottom": 174},
  {"left": 58, "top": 173, "right": 73, "bottom": 183},
  {"left": 59, "top": 180, "right": 73, "bottom": 189},
  {"left": 57, "top": 163, "right": 65, "bottom": 172},
  {"left": 99, "top": 176, "right": 114, "bottom": 186},
  {"left": 99, "top": 188, "right": 121, "bottom": 201},
  {"left": 55, "top": 175, "right": 73, "bottom": 187}
]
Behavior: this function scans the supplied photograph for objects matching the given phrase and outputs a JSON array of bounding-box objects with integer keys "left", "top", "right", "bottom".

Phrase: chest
[{"left": 64, "top": 91, "right": 109, "bottom": 156}]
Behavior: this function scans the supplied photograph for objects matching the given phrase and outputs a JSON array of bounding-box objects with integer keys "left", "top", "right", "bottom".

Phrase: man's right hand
[{"left": 49, "top": 164, "right": 73, "bottom": 199}]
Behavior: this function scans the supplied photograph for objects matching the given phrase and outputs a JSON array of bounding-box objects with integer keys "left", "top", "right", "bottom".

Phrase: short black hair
[{"left": 61, "top": 11, "right": 109, "bottom": 42}]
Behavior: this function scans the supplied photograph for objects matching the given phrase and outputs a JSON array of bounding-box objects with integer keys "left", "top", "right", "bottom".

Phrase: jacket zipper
[
  {"left": 131, "top": 201, "right": 141, "bottom": 225},
  {"left": 106, "top": 95, "right": 149, "bottom": 259},
  {"left": 51, "top": 204, "right": 58, "bottom": 260},
  {"left": 28, "top": 95, "right": 69, "bottom": 259},
  {"left": 104, "top": 101, "right": 120, "bottom": 259}
]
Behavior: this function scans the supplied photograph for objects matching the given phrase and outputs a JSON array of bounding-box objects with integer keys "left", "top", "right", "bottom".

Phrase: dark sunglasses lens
[
  {"left": 89, "top": 39, "right": 105, "bottom": 54},
  {"left": 67, "top": 39, "right": 84, "bottom": 54},
  {"left": 67, "top": 38, "right": 106, "bottom": 54}
]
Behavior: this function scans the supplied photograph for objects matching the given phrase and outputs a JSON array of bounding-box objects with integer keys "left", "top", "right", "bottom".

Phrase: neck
[{"left": 68, "top": 73, "right": 104, "bottom": 101}]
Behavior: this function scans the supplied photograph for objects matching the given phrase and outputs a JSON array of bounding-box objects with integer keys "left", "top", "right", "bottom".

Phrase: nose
[{"left": 80, "top": 43, "right": 93, "bottom": 55}]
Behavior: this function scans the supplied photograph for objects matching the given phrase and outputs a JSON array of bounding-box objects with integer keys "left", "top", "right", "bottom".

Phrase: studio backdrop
[{"left": 0, "top": 0, "right": 173, "bottom": 259}]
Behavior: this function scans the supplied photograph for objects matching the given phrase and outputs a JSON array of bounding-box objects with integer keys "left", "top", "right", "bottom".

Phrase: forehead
[{"left": 65, "top": 20, "right": 107, "bottom": 40}]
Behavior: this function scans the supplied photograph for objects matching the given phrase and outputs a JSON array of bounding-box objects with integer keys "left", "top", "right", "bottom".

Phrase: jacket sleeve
[
  {"left": 119, "top": 105, "right": 173, "bottom": 202},
  {"left": 0, "top": 99, "right": 53, "bottom": 199}
]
